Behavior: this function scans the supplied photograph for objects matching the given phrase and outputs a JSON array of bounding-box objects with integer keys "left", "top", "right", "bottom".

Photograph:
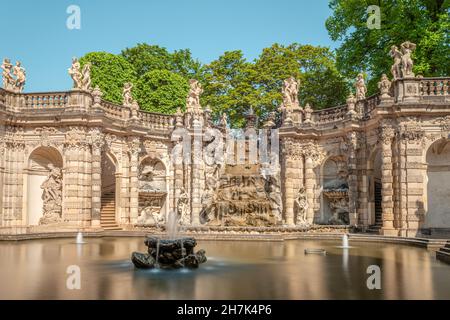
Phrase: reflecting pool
[{"left": 0, "top": 237, "right": 449, "bottom": 299}]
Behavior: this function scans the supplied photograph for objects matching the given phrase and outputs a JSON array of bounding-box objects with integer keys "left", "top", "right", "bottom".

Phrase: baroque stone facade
[{"left": 1, "top": 48, "right": 450, "bottom": 237}]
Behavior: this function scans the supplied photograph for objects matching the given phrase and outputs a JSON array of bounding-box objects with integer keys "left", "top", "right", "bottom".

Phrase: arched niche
[
  {"left": 137, "top": 157, "right": 167, "bottom": 225},
  {"left": 425, "top": 139, "right": 450, "bottom": 229},
  {"left": 26, "top": 146, "right": 63, "bottom": 225},
  {"left": 319, "top": 156, "right": 349, "bottom": 224}
]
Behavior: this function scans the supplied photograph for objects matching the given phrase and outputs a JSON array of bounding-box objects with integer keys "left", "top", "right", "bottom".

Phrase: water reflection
[{"left": 0, "top": 237, "right": 448, "bottom": 299}]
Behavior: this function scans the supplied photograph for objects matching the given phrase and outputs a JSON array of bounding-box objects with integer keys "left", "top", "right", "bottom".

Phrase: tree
[
  {"left": 121, "top": 43, "right": 172, "bottom": 78},
  {"left": 134, "top": 69, "right": 189, "bottom": 114},
  {"left": 326, "top": 0, "right": 450, "bottom": 94},
  {"left": 253, "top": 43, "right": 349, "bottom": 114},
  {"left": 79, "top": 52, "right": 136, "bottom": 103},
  {"left": 121, "top": 43, "right": 202, "bottom": 80},
  {"left": 200, "top": 51, "right": 258, "bottom": 127}
]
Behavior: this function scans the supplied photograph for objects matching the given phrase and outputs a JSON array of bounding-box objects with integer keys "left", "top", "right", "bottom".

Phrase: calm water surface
[{"left": 0, "top": 237, "right": 449, "bottom": 299}]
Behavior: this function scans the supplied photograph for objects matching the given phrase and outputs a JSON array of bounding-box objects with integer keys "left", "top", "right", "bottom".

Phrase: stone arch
[
  {"left": 25, "top": 146, "right": 64, "bottom": 225},
  {"left": 424, "top": 138, "right": 450, "bottom": 229},
  {"left": 367, "top": 145, "right": 382, "bottom": 226},
  {"left": 319, "top": 155, "right": 349, "bottom": 224},
  {"left": 137, "top": 156, "right": 168, "bottom": 225},
  {"left": 100, "top": 150, "right": 120, "bottom": 229}
]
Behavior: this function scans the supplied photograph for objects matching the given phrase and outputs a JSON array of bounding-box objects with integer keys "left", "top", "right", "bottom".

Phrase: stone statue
[
  {"left": 138, "top": 201, "right": 165, "bottom": 227},
  {"left": 346, "top": 93, "right": 357, "bottom": 115},
  {"left": 177, "top": 187, "right": 190, "bottom": 225},
  {"left": 1, "top": 58, "right": 14, "bottom": 91},
  {"left": 389, "top": 45, "right": 403, "bottom": 80},
  {"left": 220, "top": 112, "right": 228, "bottom": 128},
  {"left": 1, "top": 58, "right": 26, "bottom": 92},
  {"left": 81, "top": 63, "right": 92, "bottom": 91},
  {"left": 400, "top": 41, "right": 416, "bottom": 78},
  {"left": 304, "top": 103, "right": 313, "bottom": 123},
  {"left": 92, "top": 86, "right": 103, "bottom": 105},
  {"left": 378, "top": 74, "right": 392, "bottom": 98},
  {"left": 355, "top": 73, "right": 367, "bottom": 101},
  {"left": 12, "top": 61, "right": 26, "bottom": 93},
  {"left": 123, "top": 82, "right": 134, "bottom": 106},
  {"left": 264, "top": 175, "right": 282, "bottom": 223},
  {"left": 186, "top": 79, "right": 203, "bottom": 112},
  {"left": 294, "top": 187, "right": 308, "bottom": 225},
  {"left": 68, "top": 57, "right": 83, "bottom": 89},
  {"left": 282, "top": 77, "right": 299, "bottom": 108},
  {"left": 39, "top": 164, "right": 63, "bottom": 224}
]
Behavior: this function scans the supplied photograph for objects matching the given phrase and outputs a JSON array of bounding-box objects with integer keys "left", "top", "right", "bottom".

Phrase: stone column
[{"left": 379, "top": 126, "right": 396, "bottom": 235}]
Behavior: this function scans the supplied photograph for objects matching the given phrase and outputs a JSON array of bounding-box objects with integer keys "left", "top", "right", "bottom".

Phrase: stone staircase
[
  {"left": 366, "top": 182, "right": 383, "bottom": 234},
  {"left": 436, "top": 241, "right": 450, "bottom": 264},
  {"left": 100, "top": 192, "right": 121, "bottom": 230}
]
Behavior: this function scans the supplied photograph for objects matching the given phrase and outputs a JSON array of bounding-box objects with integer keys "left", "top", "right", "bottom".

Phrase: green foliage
[
  {"left": 326, "top": 0, "right": 450, "bottom": 94},
  {"left": 201, "top": 51, "right": 258, "bottom": 127},
  {"left": 121, "top": 43, "right": 201, "bottom": 79},
  {"left": 201, "top": 44, "right": 349, "bottom": 126},
  {"left": 135, "top": 70, "right": 189, "bottom": 114},
  {"left": 79, "top": 52, "right": 136, "bottom": 103},
  {"left": 81, "top": 43, "right": 349, "bottom": 126}
]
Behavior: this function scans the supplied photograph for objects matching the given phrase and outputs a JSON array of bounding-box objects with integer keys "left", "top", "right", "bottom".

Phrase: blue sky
[{"left": 0, "top": 0, "right": 337, "bottom": 92}]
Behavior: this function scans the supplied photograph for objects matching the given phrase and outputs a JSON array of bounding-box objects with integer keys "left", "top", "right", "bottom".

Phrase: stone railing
[
  {"left": 363, "top": 94, "right": 380, "bottom": 117},
  {"left": 23, "top": 92, "right": 69, "bottom": 109},
  {"left": 139, "top": 110, "right": 174, "bottom": 132},
  {"left": 99, "top": 100, "right": 127, "bottom": 120},
  {"left": 419, "top": 78, "right": 450, "bottom": 97},
  {"left": 312, "top": 104, "right": 347, "bottom": 124}
]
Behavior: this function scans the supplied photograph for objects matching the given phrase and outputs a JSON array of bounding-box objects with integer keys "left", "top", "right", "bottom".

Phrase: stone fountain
[{"left": 131, "top": 212, "right": 207, "bottom": 269}]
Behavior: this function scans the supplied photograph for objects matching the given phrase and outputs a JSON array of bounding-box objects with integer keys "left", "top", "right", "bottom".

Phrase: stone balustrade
[
  {"left": 23, "top": 92, "right": 68, "bottom": 109},
  {"left": 99, "top": 100, "right": 127, "bottom": 120},
  {"left": 312, "top": 104, "right": 347, "bottom": 124},
  {"left": 420, "top": 77, "right": 450, "bottom": 97},
  {"left": 139, "top": 111, "right": 174, "bottom": 132}
]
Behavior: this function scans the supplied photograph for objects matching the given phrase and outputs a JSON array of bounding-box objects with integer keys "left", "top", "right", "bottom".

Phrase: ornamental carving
[
  {"left": 39, "top": 164, "right": 63, "bottom": 225},
  {"left": 127, "top": 136, "right": 141, "bottom": 156},
  {"left": 399, "top": 117, "right": 424, "bottom": 143},
  {"left": 89, "top": 128, "right": 104, "bottom": 149},
  {"left": 65, "top": 127, "right": 87, "bottom": 149},
  {"left": 433, "top": 116, "right": 450, "bottom": 132},
  {"left": 282, "top": 138, "right": 326, "bottom": 166}
]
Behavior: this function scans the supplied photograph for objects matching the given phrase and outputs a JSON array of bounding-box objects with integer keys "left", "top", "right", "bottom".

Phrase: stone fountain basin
[{"left": 132, "top": 236, "right": 206, "bottom": 269}]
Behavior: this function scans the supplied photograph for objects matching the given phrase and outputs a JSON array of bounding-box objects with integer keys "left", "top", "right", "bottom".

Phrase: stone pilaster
[
  {"left": 190, "top": 127, "right": 203, "bottom": 225},
  {"left": 379, "top": 125, "right": 396, "bottom": 235},
  {"left": 90, "top": 133, "right": 103, "bottom": 227},
  {"left": 281, "top": 138, "right": 302, "bottom": 226},
  {"left": 128, "top": 137, "right": 140, "bottom": 225}
]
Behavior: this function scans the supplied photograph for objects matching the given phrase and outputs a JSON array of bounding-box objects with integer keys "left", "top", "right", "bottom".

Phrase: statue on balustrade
[
  {"left": 39, "top": 164, "right": 63, "bottom": 225},
  {"left": 1, "top": 58, "right": 26, "bottom": 92},
  {"left": 68, "top": 57, "right": 83, "bottom": 89},
  {"left": 1, "top": 58, "right": 14, "bottom": 91},
  {"left": 389, "top": 45, "right": 403, "bottom": 80},
  {"left": 378, "top": 74, "right": 392, "bottom": 98},
  {"left": 355, "top": 73, "right": 367, "bottom": 101},
  {"left": 282, "top": 77, "right": 299, "bottom": 108},
  {"left": 81, "top": 63, "right": 92, "bottom": 91},
  {"left": 400, "top": 41, "right": 416, "bottom": 78},
  {"left": 187, "top": 79, "right": 203, "bottom": 113},
  {"left": 123, "top": 82, "right": 134, "bottom": 106},
  {"left": 389, "top": 41, "right": 416, "bottom": 79},
  {"left": 12, "top": 61, "right": 26, "bottom": 93}
]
